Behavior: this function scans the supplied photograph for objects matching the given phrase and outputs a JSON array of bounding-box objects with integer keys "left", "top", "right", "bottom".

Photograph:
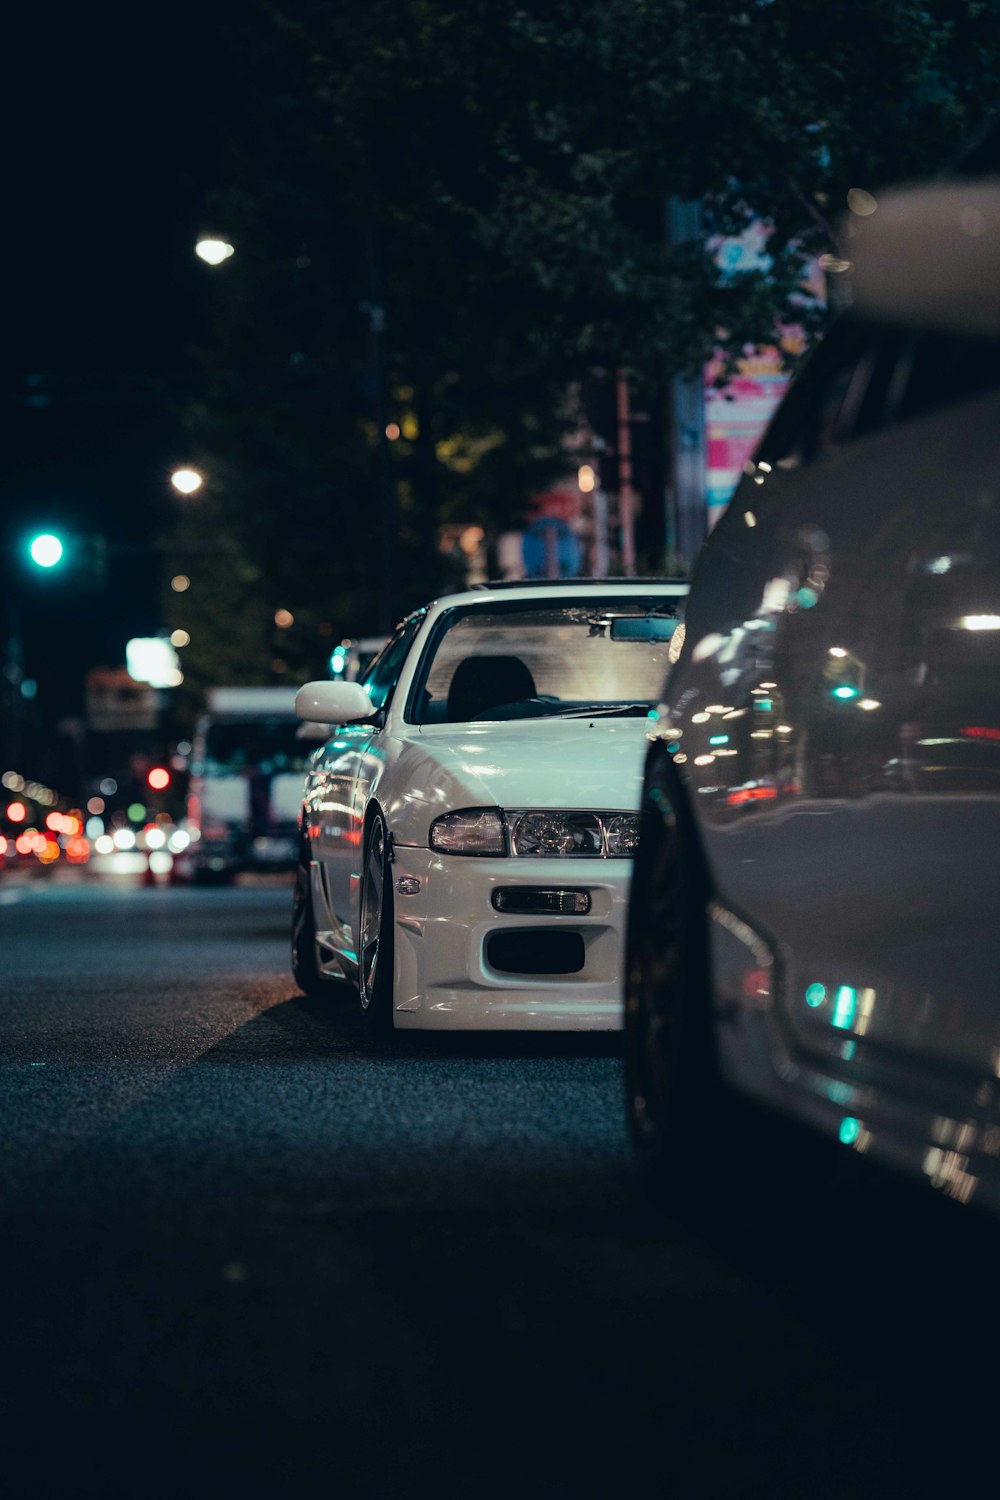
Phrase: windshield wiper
[{"left": 548, "top": 702, "right": 652, "bottom": 719}]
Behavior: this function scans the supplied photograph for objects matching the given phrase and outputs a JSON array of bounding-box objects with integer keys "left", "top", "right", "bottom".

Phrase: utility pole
[
  {"left": 615, "top": 369, "right": 637, "bottom": 576},
  {"left": 590, "top": 483, "right": 610, "bottom": 577},
  {"left": 363, "top": 229, "right": 395, "bottom": 635},
  {"left": 667, "top": 198, "right": 708, "bottom": 574}
]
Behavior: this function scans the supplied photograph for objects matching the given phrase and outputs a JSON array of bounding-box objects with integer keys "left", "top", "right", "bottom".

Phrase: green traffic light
[{"left": 29, "top": 533, "right": 65, "bottom": 568}]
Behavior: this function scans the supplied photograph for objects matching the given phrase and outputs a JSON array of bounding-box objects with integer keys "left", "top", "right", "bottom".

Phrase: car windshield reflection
[{"left": 408, "top": 599, "right": 684, "bottom": 725}]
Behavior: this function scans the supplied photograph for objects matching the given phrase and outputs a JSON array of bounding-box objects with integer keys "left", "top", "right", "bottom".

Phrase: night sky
[{"left": 5, "top": 8, "right": 234, "bottom": 749}]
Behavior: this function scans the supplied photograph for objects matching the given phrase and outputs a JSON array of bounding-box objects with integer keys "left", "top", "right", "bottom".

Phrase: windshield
[
  {"left": 407, "top": 596, "right": 685, "bottom": 725},
  {"left": 200, "top": 718, "right": 311, "bottom": 775}
]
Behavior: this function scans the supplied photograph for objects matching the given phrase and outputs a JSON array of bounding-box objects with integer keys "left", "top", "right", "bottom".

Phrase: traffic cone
[{"left": 141, "top": 854, "right": 158, "bottom": 887}]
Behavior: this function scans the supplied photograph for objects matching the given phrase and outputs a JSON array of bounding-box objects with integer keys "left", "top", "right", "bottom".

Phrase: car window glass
[
  {"left": 757, "top": 318, "right": 1000, "bottom": 477},
  {"left": 889, "top": 330, "right": 1000, "bottom": 424},
  {"left": 759, "top": 323, "right": 897, "bottom": 470},
  {"left": 359, "top": 614, "right": 424, "bottom": 710},
  {"left": 407, "top": 597, "right": 686, "bottom": 724},
  {"left": 201, "top": 719, "right": 310, "bottom": 775}
]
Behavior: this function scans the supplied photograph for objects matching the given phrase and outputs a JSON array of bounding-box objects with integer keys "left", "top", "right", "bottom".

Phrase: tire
[
  {"left": 291, "top": 842, "right": 326, "bottom": 996},
  {"left": 358, "top": 813, "right": 395, "bottom": 1039},
  {"left": 623, "top": 769, "right": 723, "bottom": 1204},
  {"left": 624, "top": 750, "right": 842, "bottom": 1222}
]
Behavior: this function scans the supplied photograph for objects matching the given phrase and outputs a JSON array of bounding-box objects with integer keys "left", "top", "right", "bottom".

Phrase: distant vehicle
[
  {"left": 624, "top": 164, "right": 1000, "bottom": 1221},
  {"left": 184, "top": 686, "right": 312, "bottom": 883},
  {"left": 290, "top": 578, "right": 688, "bottom": 1035}
]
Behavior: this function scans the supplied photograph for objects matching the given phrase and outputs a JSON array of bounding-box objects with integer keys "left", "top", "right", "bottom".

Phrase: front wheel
[{"left": 358, "top": 814, "right": 395, "bottom": 1039}]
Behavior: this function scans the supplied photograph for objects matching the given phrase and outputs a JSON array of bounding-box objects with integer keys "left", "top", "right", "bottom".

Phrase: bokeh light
[
  {"left": 29, "top": 533, "right": 64, "bottom": 568},
  {"left": 195, "top": 238, "right": 235, "bottom": 265},
  {"left": 170, "top": 468, "right": 204, "bottom": 495}
]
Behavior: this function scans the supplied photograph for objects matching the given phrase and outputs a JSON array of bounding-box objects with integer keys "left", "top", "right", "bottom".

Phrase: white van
[{"left": 185, "top": 686, "right": 310, "bottom": 883}]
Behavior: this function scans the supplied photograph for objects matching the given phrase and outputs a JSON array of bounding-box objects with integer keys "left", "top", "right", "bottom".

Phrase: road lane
[{"left": 0, "top": 877, "right": 991, "bottom": 1498}]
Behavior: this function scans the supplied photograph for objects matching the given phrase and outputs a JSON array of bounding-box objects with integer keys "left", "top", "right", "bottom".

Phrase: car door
[
  {"left": 312, "top": 614, "right": 425, "bottom": 942},
  {"left": 667, "top": 316, "right": 1000, "bottom": 1084}
]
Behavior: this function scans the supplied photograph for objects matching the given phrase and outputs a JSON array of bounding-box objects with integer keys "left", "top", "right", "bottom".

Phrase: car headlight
[
  {"left": 508, "top": 811, "right": 602, "bottom": 856},
  {"left": 428, "top": 808, "right": 642, "bottom": 857},
  {"left": 429, "top": 808, "right": 506, "bottom": 855},
  {"left": 602, "top": 813, "right": 642, "bottom": 856}
]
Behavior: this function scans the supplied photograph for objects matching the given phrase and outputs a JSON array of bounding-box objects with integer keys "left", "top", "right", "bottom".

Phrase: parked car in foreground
[
  {"left": 291, "top": 578, "right": 688, "bottom": 1034},
  {"left": 625, "top": 169, "right": 1000, "bottom": 1220}
]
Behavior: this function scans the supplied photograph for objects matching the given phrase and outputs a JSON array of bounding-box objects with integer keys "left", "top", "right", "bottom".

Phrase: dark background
[
  {"left": 3, "top": 8, "right": 234, "bottom": 767},
  {"left": 7, "top": 1, "right": 1000, "bottom": 804}
]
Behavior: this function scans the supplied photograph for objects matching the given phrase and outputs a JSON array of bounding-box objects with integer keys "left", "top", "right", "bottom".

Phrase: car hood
[{"left": 383, "top": 716, "right": 653, "bottom": 845}]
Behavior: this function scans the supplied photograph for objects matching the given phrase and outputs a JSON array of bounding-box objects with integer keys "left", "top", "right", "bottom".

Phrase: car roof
[
  {"left": 385, "top": 577, "right": 690, "bottom": 638},
  {"left": 469, "top": 576, "right": 689, "bottom": 591},
  {"left": 422, "top": 577, "right": 690, "bottom": 611}
]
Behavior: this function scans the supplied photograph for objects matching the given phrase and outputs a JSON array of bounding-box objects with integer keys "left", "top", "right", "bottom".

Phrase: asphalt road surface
[{"left": 1, "top": 871, "right": 994, "bottom": 1499}]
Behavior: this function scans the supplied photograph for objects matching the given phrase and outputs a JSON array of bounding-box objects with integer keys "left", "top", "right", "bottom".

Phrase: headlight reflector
[
  {"left": 603, "top": 813, "right": 642, "bottom": 856},
  {"left": 509, "top": 811, "right": 603, "bottom": 857},
  {"left": 429, "top": 808, "right": 506, "bottom": 856}
]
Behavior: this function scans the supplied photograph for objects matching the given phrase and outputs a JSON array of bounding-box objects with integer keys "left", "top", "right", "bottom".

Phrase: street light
[
  {"left": 195, "top": 237, "right": 235, "bottom": 266},
  {"left": 170, "top": 467, "right": 204, "bottom": 495}
]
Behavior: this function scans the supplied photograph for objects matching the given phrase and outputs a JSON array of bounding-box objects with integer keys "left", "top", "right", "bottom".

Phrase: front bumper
[{"left": 388, "top": 845, "right": 631, "bottom": 1031}]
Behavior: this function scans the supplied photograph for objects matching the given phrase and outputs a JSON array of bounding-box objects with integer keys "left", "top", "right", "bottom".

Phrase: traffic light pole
[{"left": 2, "top": 583, "right": 26, "bottom": 769}]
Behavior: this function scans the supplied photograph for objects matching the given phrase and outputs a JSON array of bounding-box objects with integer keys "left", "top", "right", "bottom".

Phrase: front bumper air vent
[{"left": 486, "top": 930, "right": 586, "bottom": 975}]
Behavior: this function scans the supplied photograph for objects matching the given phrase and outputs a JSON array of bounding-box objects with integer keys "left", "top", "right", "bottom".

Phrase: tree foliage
[{"left": 172, "top": 0, "right": 1000, "bottom": 693}]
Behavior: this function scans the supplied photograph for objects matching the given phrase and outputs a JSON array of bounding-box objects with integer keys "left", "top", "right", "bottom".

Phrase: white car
[{"left": 291, "top": 578, "right": 688, "bottom": 1034}]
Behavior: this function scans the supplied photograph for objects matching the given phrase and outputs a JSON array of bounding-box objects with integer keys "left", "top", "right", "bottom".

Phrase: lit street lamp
[
  {"left": 170, "top": 468, "right": 204, "bottom": 496},
  {"left": 195, "top": 238, "right": 235, "bottom": 266}
]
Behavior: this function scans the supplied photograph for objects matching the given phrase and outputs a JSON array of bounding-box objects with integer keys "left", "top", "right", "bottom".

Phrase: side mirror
[
  {"left": 294, "top": 679, "right": 376, "bottom": 725},
  {"left": 844, "top": 178, "right": 1000, "bottom": 335}
]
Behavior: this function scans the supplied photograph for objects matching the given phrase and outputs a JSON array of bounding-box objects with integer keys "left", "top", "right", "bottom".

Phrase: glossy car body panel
[
  {"left": 638, "top": 170, "right": 1000, "bottom": 1212},
  {"left": 651, "top": 333, "right": 1000, "bottom": 1214}
]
